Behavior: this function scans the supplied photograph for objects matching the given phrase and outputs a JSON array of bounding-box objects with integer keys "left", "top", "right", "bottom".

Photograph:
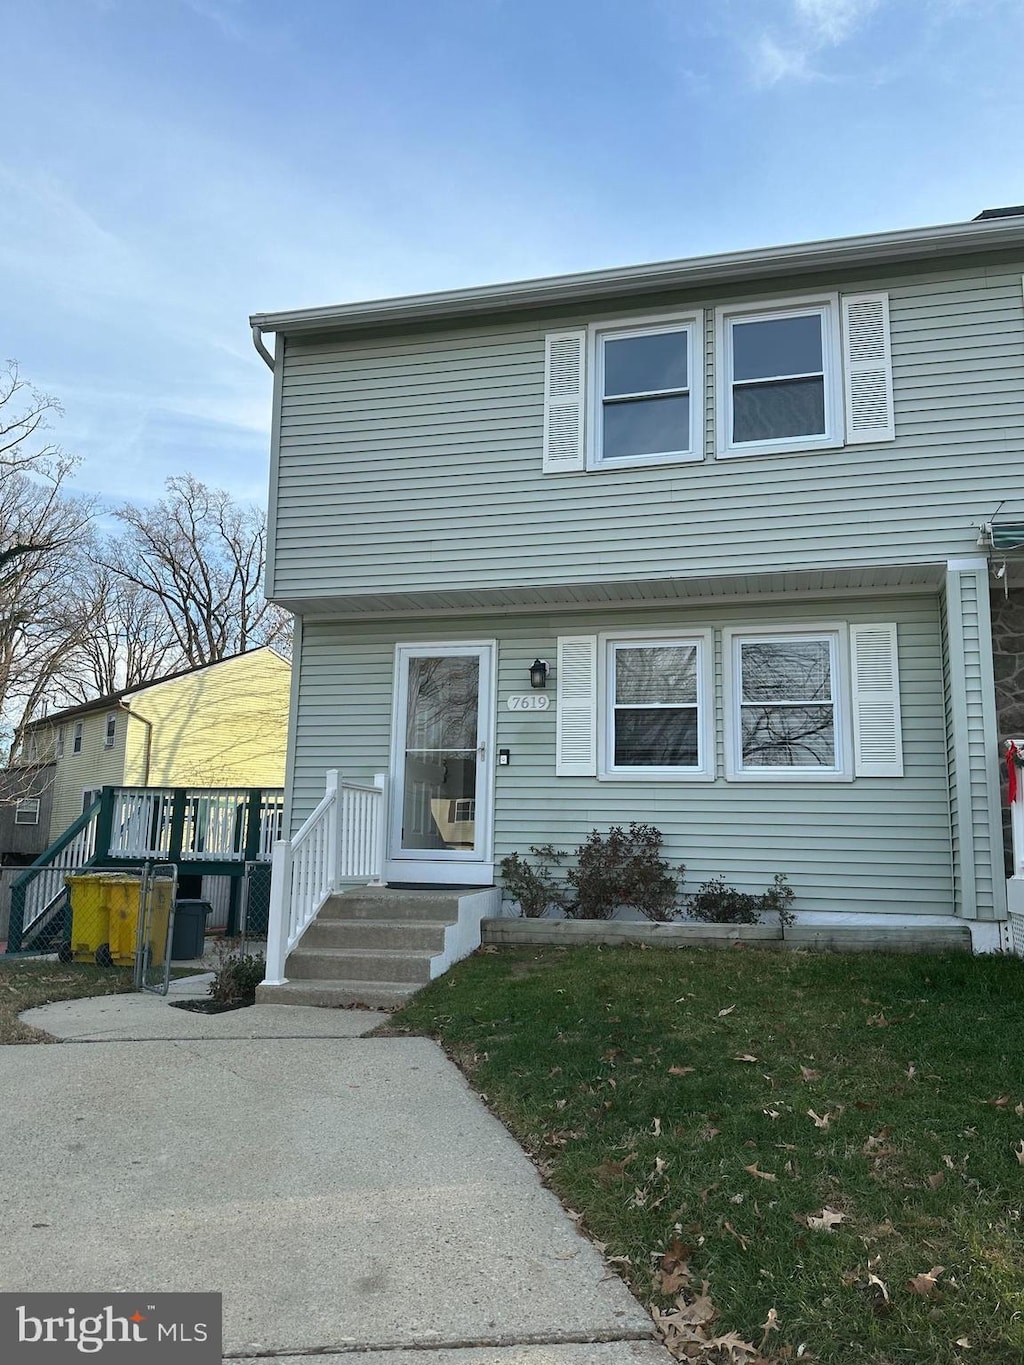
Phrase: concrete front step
[
  {"left": 255, "top": 978, "right": 419, "bottom": 1010},
  {"left": 301, "top": 918, "right": 449, "bottom": 952},
  {"left": 319, "top": 889, "right": 462, "bottom": 922},
  {"left": 286, "top": 946, "right": 436, "bottom": 984}
]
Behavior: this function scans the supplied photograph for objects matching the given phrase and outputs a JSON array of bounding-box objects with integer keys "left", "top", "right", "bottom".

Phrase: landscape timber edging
[{"left": 481, "top": 917, "right": 782, "bottom": 948}]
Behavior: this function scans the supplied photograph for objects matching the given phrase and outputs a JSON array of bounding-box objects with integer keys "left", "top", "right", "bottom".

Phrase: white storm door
[{"left": 388, "top": 643, "right": 495, "bottom": 874}]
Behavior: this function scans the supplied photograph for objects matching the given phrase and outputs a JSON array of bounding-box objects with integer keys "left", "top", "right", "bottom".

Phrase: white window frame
[
  {"left": 104, "top": 713, "right": 117, "bottom": 748},
  {"left": 723, "top": 624, "right": 852, "bottom": 781},
  {"left": 57, "top": 726, "right": 65, "bottom": 758},
  {"left": 598, "top": 630, "right": 714, "bottom": 781},
  {"left": 14, "top": 798, "right": 40, "bottom": 825},
  {"left": 587, "top": 312, "right": 703, "bottom": 470},
  {"left": 72, "top": 721, "right": 83, "bottom": 754},
  {"left": 715, "top": 293, "right": 843, "bottom": 459}
]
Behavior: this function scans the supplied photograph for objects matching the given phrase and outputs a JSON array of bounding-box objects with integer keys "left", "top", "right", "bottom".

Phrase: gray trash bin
[{"left": 171, "top": 900, "right": 212, "bottom": 960}]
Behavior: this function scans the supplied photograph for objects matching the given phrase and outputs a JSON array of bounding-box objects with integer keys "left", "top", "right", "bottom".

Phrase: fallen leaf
[
  {"left": 987, "top": 1095, "right": 1010, "bottom": 1108},
  {"left": 800, "top": 1065, "right": 822, "bottom": 1082},
  {"left": 651, "top": 1117, "right": 662, "bottom": 1137},
  {"left": 1014, "top": 1140, "right": 1024, "bottom": 1166},
  {"left": 723, "top": 1220, "right": 750, "bottom": 1251},
  {"left": 761, "top": 1306, "right": 780, "bottom": 1336},
  {"left": 718, "top": 1004, "right": 737, "bottom": 1017},
  {"left": 955, "top": 1337, "right": 972, "bottom": 1348},
  {"left": 734, "top": 1053, "right": 759, "bottom": 1063},
  {"left": 594, "top": 1155, "right": 635, "bottom": 1185},
  {"left": 656, "top": 1265, "right": 691, "bottom": 1296},
  {"left": 807, "top": 1107, "right": 842, "bottom": 1130},
  {"left": 668, "top": 1065, "right": 696, "bottom": 1077},
  {"left": 744, "top": 1162, "right": 777, "bottom": 1182},
  {"left": 805, "top": 1207, "right": 846, "bottom": 1232},
  {"left": 763, "top": 1108, "right": 781, "bottom": 1120},
  {"left": 867, "top": 1011, "right": 892, "bottom": 1027},
  {"left": 867, "top": 1270, "right": 890, "bottom": 1303},
  {"left": 1016, "top": 1103, "right": 1024, "bottom": 1118},
  {"left": 905, "top": 1062, "right": 917, "bottom": 1079},
  {"left": 907, "top": 1265, "right": 945, "bottom": 1297},
  {"left": 926, "top": 1172, "right": 945, "bottom": 1190}
]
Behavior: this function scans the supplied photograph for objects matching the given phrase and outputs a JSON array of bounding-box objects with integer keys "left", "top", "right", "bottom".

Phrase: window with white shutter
[
  {"left": 555, "top": 636, "right": 597, "bottom": 776},
  {"left": 850, "top": 623, "right": 903, "bottom": 777},
  {"left": 842, "top": 293, "right": 895, "bottom": 444},
  {"left": 543, "top": 332, "right": 586, "bottom": 473}
]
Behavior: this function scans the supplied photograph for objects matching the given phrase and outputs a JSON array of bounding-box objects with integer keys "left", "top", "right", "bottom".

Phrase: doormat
[{"left": 168, "top": 999, "right": 253, "bottom": 1014}]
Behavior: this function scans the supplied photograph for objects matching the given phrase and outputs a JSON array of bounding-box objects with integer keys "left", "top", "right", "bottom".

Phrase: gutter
[
  {"left": 249, "top": 215, "right": 1024, "bottom": 338},
  {"left": 121, "top": 702, "right": 153, "bottom": 787}
]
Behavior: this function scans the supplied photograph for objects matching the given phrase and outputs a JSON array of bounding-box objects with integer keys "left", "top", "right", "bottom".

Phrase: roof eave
[{"left": 249, "top": 217, "right": 1024, "bottom": 337}]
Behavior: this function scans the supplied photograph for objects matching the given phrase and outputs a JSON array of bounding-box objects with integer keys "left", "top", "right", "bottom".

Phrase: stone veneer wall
[{"left": 990, "top": 584, "right": 1024, "bottom": 873}]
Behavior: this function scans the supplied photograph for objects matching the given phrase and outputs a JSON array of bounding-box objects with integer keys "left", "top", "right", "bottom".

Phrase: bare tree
[
  {"left": 58, "top": 566, "right": 187, "bottom": 702},
  {"left": 101, "top": 474, "right": 291, "bottom": 667},
  {"left": 0, "top": 363, "right": 96, "bottom": 768}
]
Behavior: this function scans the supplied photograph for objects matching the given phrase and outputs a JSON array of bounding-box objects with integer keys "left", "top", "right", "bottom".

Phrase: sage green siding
[
  {"left": 270, "top": 255, "right": 1024, "bottom": 603},
  {"left": 290, "top": 594, "right": 954, "bottom": 917}
]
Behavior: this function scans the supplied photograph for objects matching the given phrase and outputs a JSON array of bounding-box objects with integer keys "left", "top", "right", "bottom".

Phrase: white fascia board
[{"left": 250, "top": 217, "right": 1024, "bottom": 337}]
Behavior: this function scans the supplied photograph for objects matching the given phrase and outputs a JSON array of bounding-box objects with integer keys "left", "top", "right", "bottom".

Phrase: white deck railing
[
  {"left": 106, "top": 787, "right": 284, "bottom": 862},
  {"left": 262, "top": 770, "right": 387, "bottom": 986},
  {"left": 20, "top": 804, "right": 100, "bottom": 937}
]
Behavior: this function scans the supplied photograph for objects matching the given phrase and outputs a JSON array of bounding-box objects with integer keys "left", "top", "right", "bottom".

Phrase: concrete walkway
[{"left": 2, "top": 982, "right": 669, "bottom": 1364}]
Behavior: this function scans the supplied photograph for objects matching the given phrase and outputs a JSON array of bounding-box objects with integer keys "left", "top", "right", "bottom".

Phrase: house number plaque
[{"left": 506, "top": 694, "right": 551, "bottom": 712}]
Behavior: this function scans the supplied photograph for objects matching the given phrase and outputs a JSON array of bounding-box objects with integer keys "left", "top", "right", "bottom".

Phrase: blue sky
[{"left": 2, "top": 0, "right": 1023, "bottom": 508}]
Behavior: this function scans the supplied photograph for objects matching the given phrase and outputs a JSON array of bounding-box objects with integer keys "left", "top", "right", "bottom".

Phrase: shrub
[
  {"left": 208, "top": 945, "right": 266, "bottom": 1003},
  {"left": 499, "top": 845, "right": 570, "bottom": 917},
  {"left": 686, "top": 872, "right": 795, "bottom": 927},
  {"left": 568, "top": 823, "right": 683, "bottom": 922}
]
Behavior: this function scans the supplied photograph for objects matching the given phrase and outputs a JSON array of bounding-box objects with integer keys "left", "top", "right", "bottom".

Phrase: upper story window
[
  {"left": 716, "top": 296, "right": 843, "bottom": 458},
  {"left": 72, "top": 722, "right": 83, "bottom": 754},
  {"left": 600, "top": 632, "right": 713, "bottom": 780},
  {"left": 589, "top": 317, "right": 701, "bottom": 469},
  {"left": 104, "top": 713, "right": 117, "bottom": 748},
  {"left": 57, "top": 726, "right": 65, "bottom": 758},
  {"left": 542, "top": 292, "right": 894, "bottom": 476},
  {"left": 14, "top": 798, "right": 40, "bottom": 825}
]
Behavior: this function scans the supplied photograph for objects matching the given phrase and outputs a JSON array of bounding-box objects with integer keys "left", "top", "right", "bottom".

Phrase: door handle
[{"left": 477, "top": 741, "right": 486, "bottom": 760}]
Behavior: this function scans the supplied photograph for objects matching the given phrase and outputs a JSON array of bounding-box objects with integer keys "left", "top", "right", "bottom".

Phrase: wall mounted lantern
[{"left": 529, "top": 658, "right": 549, "bottom": 689}]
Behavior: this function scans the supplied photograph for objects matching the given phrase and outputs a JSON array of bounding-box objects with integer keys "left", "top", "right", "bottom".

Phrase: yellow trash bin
[{"left": 65, "top": 873, "right": 149, "bottom": 967}]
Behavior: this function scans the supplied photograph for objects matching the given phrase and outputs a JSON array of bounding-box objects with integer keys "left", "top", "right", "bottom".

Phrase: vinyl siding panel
[
  {"left": 271, "top": 258, "right": 1024, "bottom": 600},
  {"left": 48, "top": 711, "right": 129, "bottom": 843},
  {"left": 290, "top": 594, "right": 954, "bottom": 917}
]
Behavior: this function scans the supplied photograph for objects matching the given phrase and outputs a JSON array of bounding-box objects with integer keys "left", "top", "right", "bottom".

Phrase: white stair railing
[
  {"left": 1006, "top": 740, "right": 1024, "bottom": 955},
  {"left": 263, "top": 770, "right": 387, "bottom": 986}
]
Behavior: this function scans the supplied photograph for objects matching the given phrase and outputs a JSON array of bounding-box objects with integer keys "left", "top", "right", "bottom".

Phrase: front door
[{"left": 386, "top": 642, "right": 495, "bottom": 885}]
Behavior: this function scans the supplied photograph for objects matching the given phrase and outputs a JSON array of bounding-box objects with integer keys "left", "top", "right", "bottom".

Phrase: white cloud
[
  {"left": 750, "top": 0, "right": 881, "bottom": 85},
  {"left": 793, "top": 0, "right": 881, "bottom": 45}
]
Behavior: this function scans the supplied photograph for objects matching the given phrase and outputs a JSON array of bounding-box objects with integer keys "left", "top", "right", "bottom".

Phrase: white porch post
[
  {"left": 371, "top": 771, "right": 388, "bottom": 885},
  {"left": 325, "top": 768, "right": 341, "bottom": 890},
  {"left": 262, "top": 837, "right": 292, "bottom": 986}
]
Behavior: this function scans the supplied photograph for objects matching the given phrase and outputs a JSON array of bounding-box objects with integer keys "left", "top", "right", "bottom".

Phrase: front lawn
[
  {"left": 390, "top": 946, "right": 1024, "bottom": 1364},
  {"left": 0, "top": 958, "right": 137, "bottom": 1043}
]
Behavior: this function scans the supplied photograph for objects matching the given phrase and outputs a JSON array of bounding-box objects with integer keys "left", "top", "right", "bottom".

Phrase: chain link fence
[
  {"left": 240, "top": 861, "right": 272, "bottom": 949},
  {"left": 137, "top": 864, "right": 178, "bottom": 994}
]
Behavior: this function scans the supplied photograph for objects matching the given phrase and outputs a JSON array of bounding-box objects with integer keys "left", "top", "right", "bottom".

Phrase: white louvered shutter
[
  {"left": 543, "top": 331, "right": 586, "bottom": 472},
  {"left": 851, "top": 624, "right": 903, "bottom": 777},
  {"left": 555, "top": 636, "right": 597, "bottom": 776},
  {"left": 842, "top": 293, "right": 895, "bottom": 443}
]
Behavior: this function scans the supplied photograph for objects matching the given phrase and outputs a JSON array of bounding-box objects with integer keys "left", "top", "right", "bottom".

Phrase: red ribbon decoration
[{"left": 1008, "top": 741, "right": 1019, "bottom": 804}]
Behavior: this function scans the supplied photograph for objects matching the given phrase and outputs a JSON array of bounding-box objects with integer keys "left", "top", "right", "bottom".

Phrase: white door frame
[{"left": 384, "top": 641, "right": 496, "bottom": 886}]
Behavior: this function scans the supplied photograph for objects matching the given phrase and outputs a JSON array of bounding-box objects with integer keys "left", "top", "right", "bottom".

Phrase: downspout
[
  {"left": 121, "top": 702, "right": 153, "bottom": 787},
  {"left": 252, "top": 324, "right": 275, "bottom": 372}
]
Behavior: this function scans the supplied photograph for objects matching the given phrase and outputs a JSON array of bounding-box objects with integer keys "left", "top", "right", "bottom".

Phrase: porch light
[{"left": 529, "top": 658, "right": 548, "bottom": 689}]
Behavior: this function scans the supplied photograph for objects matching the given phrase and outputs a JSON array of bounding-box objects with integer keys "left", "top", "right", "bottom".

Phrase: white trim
[
  {"left": 723, "top": 623, "right": 852, "bottom": 781},
  {"left": 715, "top": 292, "right": 843, "bottom": 460},
  {"left": 103, "top": 712, "right": 117, "bottom": 749},
  {"left": 842, "top": 292, "right": 895, "bottom": 444},
  {"left": 555, "top": 636, "right": 598, "bottom": 776},
  {"left": 597, "top": 629, "right": 715, "bottom": 780},
  {"left": 72, "top": 721, "right": 83, "bottom": 754},
  {"left": 14, "top": 798, "right": 41, "bottom": 826},
  {"left": 387, "top": 641, "right": 496, "bottom": 880},
  {"left": 586, "top": 311, "right": 703, "bottom": 470}
]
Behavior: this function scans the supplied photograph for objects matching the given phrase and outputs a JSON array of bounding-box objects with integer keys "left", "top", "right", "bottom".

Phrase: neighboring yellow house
[{"left": 20, "top": 648, "right": 291, "bottom": 845}]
